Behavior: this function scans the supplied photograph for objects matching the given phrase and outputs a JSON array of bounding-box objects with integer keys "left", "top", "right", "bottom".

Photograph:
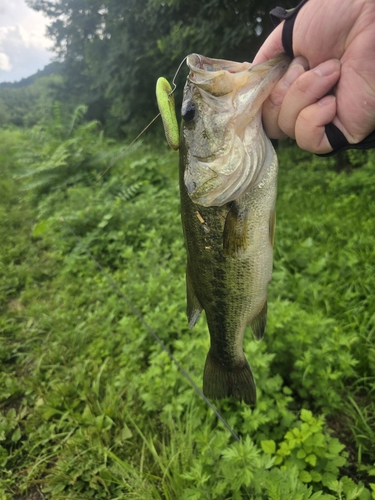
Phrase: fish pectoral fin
[
  {"left": 269, "top": 209, "right": 276, "bottom": 248},
  {"left": 249, "top": 301, "right": 267, "bottom": 340},
  {"left": 186, "top": 268, "right": 203, "bottom": 329},
  {"left": 203, "top": 349, "right": 256, "bottom": 406},
  {"left": 223, "top": 202, "right": 249, "bottom": 256}
]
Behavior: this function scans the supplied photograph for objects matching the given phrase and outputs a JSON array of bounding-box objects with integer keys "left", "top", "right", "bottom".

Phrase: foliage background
[
  {"left": 1, "top": 0, "right": 295, "bottom": 135},
  {"left": 0, "top": 0, "right": 375, "bottom": 498}
]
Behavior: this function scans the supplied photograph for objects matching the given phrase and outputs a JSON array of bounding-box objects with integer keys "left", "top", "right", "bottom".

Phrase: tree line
[{"left": 2, "top": 0, "right": 295, "bottom": 136}]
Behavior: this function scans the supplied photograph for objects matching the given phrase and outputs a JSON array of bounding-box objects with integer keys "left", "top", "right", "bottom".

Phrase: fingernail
[
  {"left": 281, "top": 64, "right": 306, "bottom": 88},
  {"left": 314, "top": 59, "right": 340, "bottom": 77},
  {"left": 318, "top": 95, "right": 336, "bottom": 106}
]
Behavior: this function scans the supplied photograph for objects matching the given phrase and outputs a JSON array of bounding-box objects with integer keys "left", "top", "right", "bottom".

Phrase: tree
[
  {"left": 27, "top": 0, "right": 295, "bottom": 136},
  {"left": 0, "top": 74, "right": 67, "bottom": 128}
]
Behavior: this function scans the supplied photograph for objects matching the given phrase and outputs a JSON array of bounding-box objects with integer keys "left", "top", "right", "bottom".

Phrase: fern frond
[{"left": 67, "top": 105, "right": 89, "bottom": 137}]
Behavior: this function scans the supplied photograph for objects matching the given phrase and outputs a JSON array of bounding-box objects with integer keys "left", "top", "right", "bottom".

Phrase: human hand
[{"left": 253, "top": 0, "right": 375, "bottom": 154}]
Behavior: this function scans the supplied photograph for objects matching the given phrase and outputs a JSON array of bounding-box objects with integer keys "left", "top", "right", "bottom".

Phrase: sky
[{"left": 0, "top": 0, "right": 53, "bottom": 83}]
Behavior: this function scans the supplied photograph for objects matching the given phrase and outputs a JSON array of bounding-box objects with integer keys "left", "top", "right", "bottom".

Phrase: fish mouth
[
  {"left": 186, "top": 54, "right": 252, "bottom": 96},
  {"left": 183, "top": 54, "right": 290, "bottom": 207},
  {"left": 187, "top": 54, "right": 252, "bottom": 75},
  {"left": 186, "top": 53, "right": 289, "bottom": 96},
  {"left": 187, "top": 53, "right": 289, "bottom": 73}
]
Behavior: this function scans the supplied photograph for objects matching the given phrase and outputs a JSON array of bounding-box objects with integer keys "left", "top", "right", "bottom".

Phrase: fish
[{"left": 179, "top": 53, "right": 289, "bottom": 405}]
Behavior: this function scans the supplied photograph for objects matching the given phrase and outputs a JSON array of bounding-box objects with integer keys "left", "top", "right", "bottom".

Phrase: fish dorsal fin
[
  {"left": 223, "top": 202, "right": 249, "bottom": 256},
  {"left": 186, "top": 268, "right": 203, "bottom": 328},
  {"left": 249, "top": 301, "right": 267, "bottom": 340}
]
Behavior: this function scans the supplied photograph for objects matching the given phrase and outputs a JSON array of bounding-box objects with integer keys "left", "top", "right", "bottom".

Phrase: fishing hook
[{"left": 169, "top": 55, "right": 188, "bottom": 97}]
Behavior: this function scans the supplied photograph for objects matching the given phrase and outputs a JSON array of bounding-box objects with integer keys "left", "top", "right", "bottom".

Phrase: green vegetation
[
  {"left": 13, "top": 0, "right": 296, "bottom": 136},
  {"left": 0, "top": 64, "right": 65, "bottom": 128},
  {"left": 0, "top": 2, "right": 374, "bottom": 497},
  {"left": 1, "top": 110, "right": 375, "bottom": 498}
]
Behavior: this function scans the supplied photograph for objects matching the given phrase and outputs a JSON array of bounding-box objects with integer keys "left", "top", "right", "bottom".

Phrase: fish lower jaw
[{"left": 187, "top": 181, "right": 246, "bottom": 207}]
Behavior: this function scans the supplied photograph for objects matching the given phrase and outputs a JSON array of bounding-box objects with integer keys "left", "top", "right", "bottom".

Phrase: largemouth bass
[{"left": 179, "top": 54, "right": 288, "bottom": 405}]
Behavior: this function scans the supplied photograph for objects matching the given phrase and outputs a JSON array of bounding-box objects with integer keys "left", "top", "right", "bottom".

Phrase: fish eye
[{"left": 182, "top": 101, "right": 196, "bottom": 122}]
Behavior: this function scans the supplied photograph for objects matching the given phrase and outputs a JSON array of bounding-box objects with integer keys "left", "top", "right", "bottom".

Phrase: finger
[
  {"left": 253, "top": 24, "right": 284, "bottom": 64},
  {"left": 262, "top": 57, "right": 309, "bottom": 139},
  {"left": 278, "top": 59, "right": 341, "bottom": 138},
  {"left": 295, "top": 95, "right": 337, "bottom": 153},
  {"left": 334, "top": 63, "right": 375, "bottom": 143}
]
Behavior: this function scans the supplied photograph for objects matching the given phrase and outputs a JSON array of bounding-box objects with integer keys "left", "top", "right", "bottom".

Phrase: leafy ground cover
[{"left": 1, "top": 118, "right": 375, "bottom": 499}]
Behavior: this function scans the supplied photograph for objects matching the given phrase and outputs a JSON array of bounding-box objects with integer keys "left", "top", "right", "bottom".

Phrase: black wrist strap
[
  {"left": 317, "top": 126, "right": 375, "bottom": 157},
  {"left": 269, "top": 0, "right": 375, "bottom": 155},
  {"left": 270, "top": 0, "right": 310, "bottom": 59}
]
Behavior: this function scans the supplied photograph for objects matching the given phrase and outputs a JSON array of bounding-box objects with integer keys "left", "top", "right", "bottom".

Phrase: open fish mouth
[
  {"left": 187, "top": 53, "right": 289, "bottom": 73},
  {"left": 186, "top": 53, "right": 289, "bottom": 96},
  {"left": 186, "top": 54, "right": 253, "bottom": 96}
]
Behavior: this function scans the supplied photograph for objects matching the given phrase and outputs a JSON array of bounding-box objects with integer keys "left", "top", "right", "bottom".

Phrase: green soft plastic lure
[{"left": 156, "top": 77, "right": 179, "bottom": 150}]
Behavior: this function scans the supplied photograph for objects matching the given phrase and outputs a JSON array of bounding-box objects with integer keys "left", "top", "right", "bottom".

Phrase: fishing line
[
  {"left": 66, "top": 55, "right": 240, "bottom": 440},
  {"left": 95, "top": 112, "right": 161, "bottom": 183},
  {"left": 60, "top": 217, "right": 240, "bottom": 443},
  {"left": 96, "top": 54, "right": 189, "bottom": 181}
]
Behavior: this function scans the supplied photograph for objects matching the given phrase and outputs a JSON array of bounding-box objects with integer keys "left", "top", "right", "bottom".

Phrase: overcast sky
[{"left": 0, "top": 0, "right": 53, "bottom": 83}]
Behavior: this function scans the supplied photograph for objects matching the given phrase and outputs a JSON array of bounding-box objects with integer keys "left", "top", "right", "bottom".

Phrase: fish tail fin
[{"left": 203, "top": 350, "right": 256, "bottom": 405}]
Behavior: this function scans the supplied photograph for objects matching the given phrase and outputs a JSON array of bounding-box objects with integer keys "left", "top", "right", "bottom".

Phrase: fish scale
[{"left": 179, "top": 54, "right": 289, "bottom": 405}]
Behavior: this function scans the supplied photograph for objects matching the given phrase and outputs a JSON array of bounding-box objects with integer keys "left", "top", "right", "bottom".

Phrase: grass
[{"left": 1, "top": 123, "right": 375, "bottom": 499}]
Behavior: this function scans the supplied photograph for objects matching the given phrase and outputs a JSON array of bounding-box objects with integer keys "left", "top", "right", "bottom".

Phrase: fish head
[{"left": 181, "top": 54, "right": 289, "bottom": 207}]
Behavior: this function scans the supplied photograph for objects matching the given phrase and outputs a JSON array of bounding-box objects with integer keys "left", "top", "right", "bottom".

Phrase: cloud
[
  {"left": 0, "top": 0, "right": 53, "bottom": 83},
  {"left": 0, "top": 52, "right": 11, "bottom": 72},
  {"left": 17, "top": 14, "right": 53, "bottom": 50}
]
